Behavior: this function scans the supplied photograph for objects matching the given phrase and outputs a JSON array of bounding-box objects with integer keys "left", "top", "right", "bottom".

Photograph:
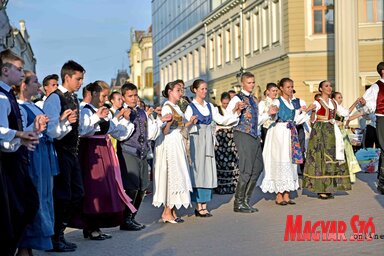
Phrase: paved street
[{"left": 35, "top": 172, "right": 384, "bottom": 256}]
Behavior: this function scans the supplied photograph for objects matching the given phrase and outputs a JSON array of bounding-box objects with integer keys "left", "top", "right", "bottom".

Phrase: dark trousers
[
  {"left": 233, "top": 131, "right": 263, "bottom": 185},
  {"left": 365, "top": 124, "right": 380, "bottom": 148},
  {"left": 376, "top": 117, "right": 384, "bottom": 192},
  {"left": 1, "top": 148, "right": 39, "bottom": 255},
  {"left": 53, "top": 149, "right": 84, "bottom": 236},
  {"left": 117, "top": 148, "right": 149, "bottom": 191}
]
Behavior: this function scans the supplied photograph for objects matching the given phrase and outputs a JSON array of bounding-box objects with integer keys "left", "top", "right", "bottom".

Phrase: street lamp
[{"left": 233, "top": 67, "right": 245, "bottom": 92}]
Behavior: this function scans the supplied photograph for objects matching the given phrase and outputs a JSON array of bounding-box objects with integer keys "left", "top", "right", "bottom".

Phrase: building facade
[
  {"left": 128, "top": 26, "right": 154, "bottom": 103},
  {"left": 152, "top": 0, "right": 384, "bottom": 108},
  {"left": 152, "top": 0, "right": 211, "bottom": 104},
  {"left": 0, "top": 12, "right": 36, "bottom": 72}
]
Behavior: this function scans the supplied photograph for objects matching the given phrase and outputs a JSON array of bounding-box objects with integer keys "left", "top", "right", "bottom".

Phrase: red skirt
[{"left": 72, "top": 135, "right": 136, "bottom": 228}]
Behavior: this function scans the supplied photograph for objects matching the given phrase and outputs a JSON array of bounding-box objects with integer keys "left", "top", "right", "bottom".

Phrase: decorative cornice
[{"left": 204, "top": 0, "right": 242, "bottom": 25}]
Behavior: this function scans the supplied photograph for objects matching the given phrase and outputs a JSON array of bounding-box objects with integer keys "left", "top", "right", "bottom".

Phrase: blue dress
[{"left": 18, "top": 103, "right": 59, "bottom": 250}]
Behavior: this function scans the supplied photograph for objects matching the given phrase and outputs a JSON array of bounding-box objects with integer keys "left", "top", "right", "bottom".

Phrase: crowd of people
[{"left": 1, "top": 47, "right": 383, "bottom": 256}]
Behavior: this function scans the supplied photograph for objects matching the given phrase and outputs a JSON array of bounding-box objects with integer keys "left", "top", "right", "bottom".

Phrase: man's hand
[
  {"left": 34, "top": 115, "right": 49, "bottom": 133},
  {"left": 67, "top": 109, "right": 78, "bottom": 124},
  {"left": 161, "top": 113, "right": 173, "bottom": 122},
  {"left": 96, "top": 107, "right": 109, "bottom": 119},
  {"left": 59, "top": 109, "right": 73, "bottom": 122}
]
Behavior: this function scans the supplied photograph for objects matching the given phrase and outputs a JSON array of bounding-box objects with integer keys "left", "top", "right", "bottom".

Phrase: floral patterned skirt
[
  {"left": 303, "top": 122, "right": 351, "bottom": 193},
  {"left": 214, "top": 128, "right": 239, "bottom": 194}
]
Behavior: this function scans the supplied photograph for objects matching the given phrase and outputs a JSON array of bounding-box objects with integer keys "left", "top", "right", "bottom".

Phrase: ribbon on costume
[{"left": 286, "top": 121, "right": 304, "bottom": 164}]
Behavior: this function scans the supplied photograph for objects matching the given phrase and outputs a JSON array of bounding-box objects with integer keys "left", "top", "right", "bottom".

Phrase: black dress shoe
[
  {"left": 47, "top": 240, "right": 76, "bottom": 252},
  {"left": 275, "top": 201, "right": 288, "bottom": 206},
  {"left": 100, "top": 232, "right": 112, "bottom": 239},
  {"left": 132, "top": 218, "right": 146, "bottom": 229},
  {"left": 287, "top": 200, "right": 296, "bottom": 205},
  {"left": 120, "top": 220, "right": 142, "bottom": 231},
  {"left": 175, "top": 217, "right": 184, "bottom": 223},
  {"left": 194, "top": 209, "right": 212, "bottom": 217},
  {"left": 233, "top": 204, "right": 255, "bottom": 213}
]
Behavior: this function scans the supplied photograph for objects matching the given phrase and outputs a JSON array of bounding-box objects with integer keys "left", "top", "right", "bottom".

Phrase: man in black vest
[
  {"left": 0, "top": 49, "right": 40, "bottom": 256},
  {"left": 117, "top": 83, "right": 172, "bottom": 231},
  {"left": 362, "top": 61, "right": 384, "bottom": 194},
  {"left": 43, "top": 60, "right": 85, "bottom": 252}
]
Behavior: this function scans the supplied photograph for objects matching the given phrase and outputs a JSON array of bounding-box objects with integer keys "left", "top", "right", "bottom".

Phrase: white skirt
[
  {"left": 152, "top": 128, "right": 192, "bottom": 209},
  {"left": 257, "top": 122, "right": 299, "bottom": 193}
]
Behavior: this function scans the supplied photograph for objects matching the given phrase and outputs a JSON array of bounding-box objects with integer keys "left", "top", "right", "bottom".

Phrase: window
[
  {"left": 145, "top": 70, "right": 153, "bottom": 87},
  {"left": 244, "top": 17, "right": 251, "bottom": 55},
  {"left": 253, "top": 12, "right": 259, "bottom": 52},
  {"left": 234, "top": 23, "right": 240, "bottom": 59},
  {"left": 364, "top": 0, "right": 384, "bottom": 22},
  {"left": 177, "top": 59, "right": 182, "bottom": 80},
  {"left": 217, "top": 33, "right": 223, "bottom": 66},
  {"left": 225, "top": 29, "right": 231, "bottom": 62},
  {"left": 137, "top": 75, "right": 141, "bottom": 88},
  {"left": 182, "top": 56, "right": 187, "bottom": 81},
  {"left": 200, "top": 45, "right": 206, "bottom": 74},
  {"left": 271, "top": 0, "right": 280, "bottom": 43},
  {"left": 312, "top": 0, "right": 334, "bottom": 34},
  {"left": 262, "top": 5, "right": 269, "bottom": 48},
  {"left": 188, "top": 52, "right": 193, "bottom": 80},
  {"left": 209, "top": 37, "right": 215, "bottom": 69},
  {"left": 194, "top": 49, "right": 200, "bottom": 78}
]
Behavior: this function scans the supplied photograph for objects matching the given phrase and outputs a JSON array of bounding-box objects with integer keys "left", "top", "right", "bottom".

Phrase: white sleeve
[
  {"left": 147, "top": 116, "right": 163, "bottom": 140},
  {"left": 43, "top": 94, "right": 73, "bottom": 139},
  {"left": 363, "top": 84, "right": 378, "bottom": 113},
  {"left": 0, "top": 138, "right": 21, "bottom": 152},
  {"left": 108, "top": 117, "right": 135, "bottom": 141},
  {"left": 226, "top": 96, "right": 241, "bottom": 116},
  {"left": 337, "top": 103, "right": 350, "bottom": 118},
  {"left": 79, "top": 107, "right": 100, "bottom": 136},
  {"left": 0, "top": 92, "right": 17, "bottom": 142},
  {"left": 211, "top": 103, "right": 238, "bottom": 125},
  {"left": 258, "top": 100, "right": 266, "bottom": 115}
]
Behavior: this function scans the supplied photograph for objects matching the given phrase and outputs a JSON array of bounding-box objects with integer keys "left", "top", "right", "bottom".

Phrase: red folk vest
[{"left": 375, "top": 80, "right": 384, "bottom": 115}]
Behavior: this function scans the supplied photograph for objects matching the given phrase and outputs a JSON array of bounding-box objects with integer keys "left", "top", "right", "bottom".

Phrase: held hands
[
  {"left": 190, "top": 115, "right": 198, "bottom": 124},
  {"left": 268, "top": 105, "right": 279, "bottom": 115},
  {"left": 60, "top": 109, "right": 78, "bottom": 124},
  {"left": 304, "top": 104, "right": 316, "bottom": 113},
  {"left": 161, "top": 113, "right": 173, "bottom": 122},
  {"left": 357, "top": 97, "right": 366, "bottom": 105},
  {"left": 154, "top": 106, "right": 162, "bottom": 115},
  {"left": 16, "top": 131, "right": 39, "bottom": 151},
  {"left": 34, "top": 114, "right": 49, "bottom": 133},
  {"left": 96, "top": 107, "right": 109, "bottom": 119}
]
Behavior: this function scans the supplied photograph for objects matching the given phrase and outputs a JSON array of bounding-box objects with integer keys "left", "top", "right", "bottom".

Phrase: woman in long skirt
[
  {"left": 17, "top": 71, "right": 59, "bottom": 255},
  {"left": 185, "top": 79, "right": 238, "bottom": 217},
  {"left": 258, "top": 78, "right": 313, "bottom": 205},
  {"left": 303, "top": 81, "right": 352, "bottom": 199},
  {"left": 215, "top": 92, "right": 239, "bottom": 194},
  {"left": 332, "top": 92, "right": 364, "bottom": 182},
  {"left": 77, "top": 81, "right": 136, "bottom": 240},
  {"left": 152, "top": 81, "right": 195, "bottom": 223}
]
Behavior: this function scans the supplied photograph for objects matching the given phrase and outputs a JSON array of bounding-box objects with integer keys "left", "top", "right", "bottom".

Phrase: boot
[
  {"left": 47, "top": 228, "right": 76, "bottom": 252},
  {"left": 120, "top": 190, "right": 142, "bottom": 231},
  {"left": 378, "top": 165, "right": 384, "bottom": 195},
  {"left": 131, "top": 190, "right": 146, "bottom": 229},
  {"left": 233, "top": 181, "right": 253, "bottom": 213},
  {"left": 244, "top": 180, "right": 258, "bottom": 212}
]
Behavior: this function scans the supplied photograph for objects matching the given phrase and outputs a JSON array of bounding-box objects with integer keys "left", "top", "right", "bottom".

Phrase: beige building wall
[{"left": 128, "top": 27, "right": 154, "bottom": 103}]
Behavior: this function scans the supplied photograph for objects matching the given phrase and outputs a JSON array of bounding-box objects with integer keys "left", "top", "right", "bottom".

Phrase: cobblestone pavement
[{"left": 35, "top": 172, "right": 383, "bottom": 256}]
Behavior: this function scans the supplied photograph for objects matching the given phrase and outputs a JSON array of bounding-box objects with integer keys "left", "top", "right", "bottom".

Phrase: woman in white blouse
[
  {"left": 185, "top": 79, "right": 239, "bottom": 217},
  {"left": 258, "top": 78, "right": 314, "bottom": 205},
  {"left": 152, "top": 81, "right": 196, "bottom": 223},
  {"left": 77, "top": 81, "right": 136, "bottom": 240}
]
